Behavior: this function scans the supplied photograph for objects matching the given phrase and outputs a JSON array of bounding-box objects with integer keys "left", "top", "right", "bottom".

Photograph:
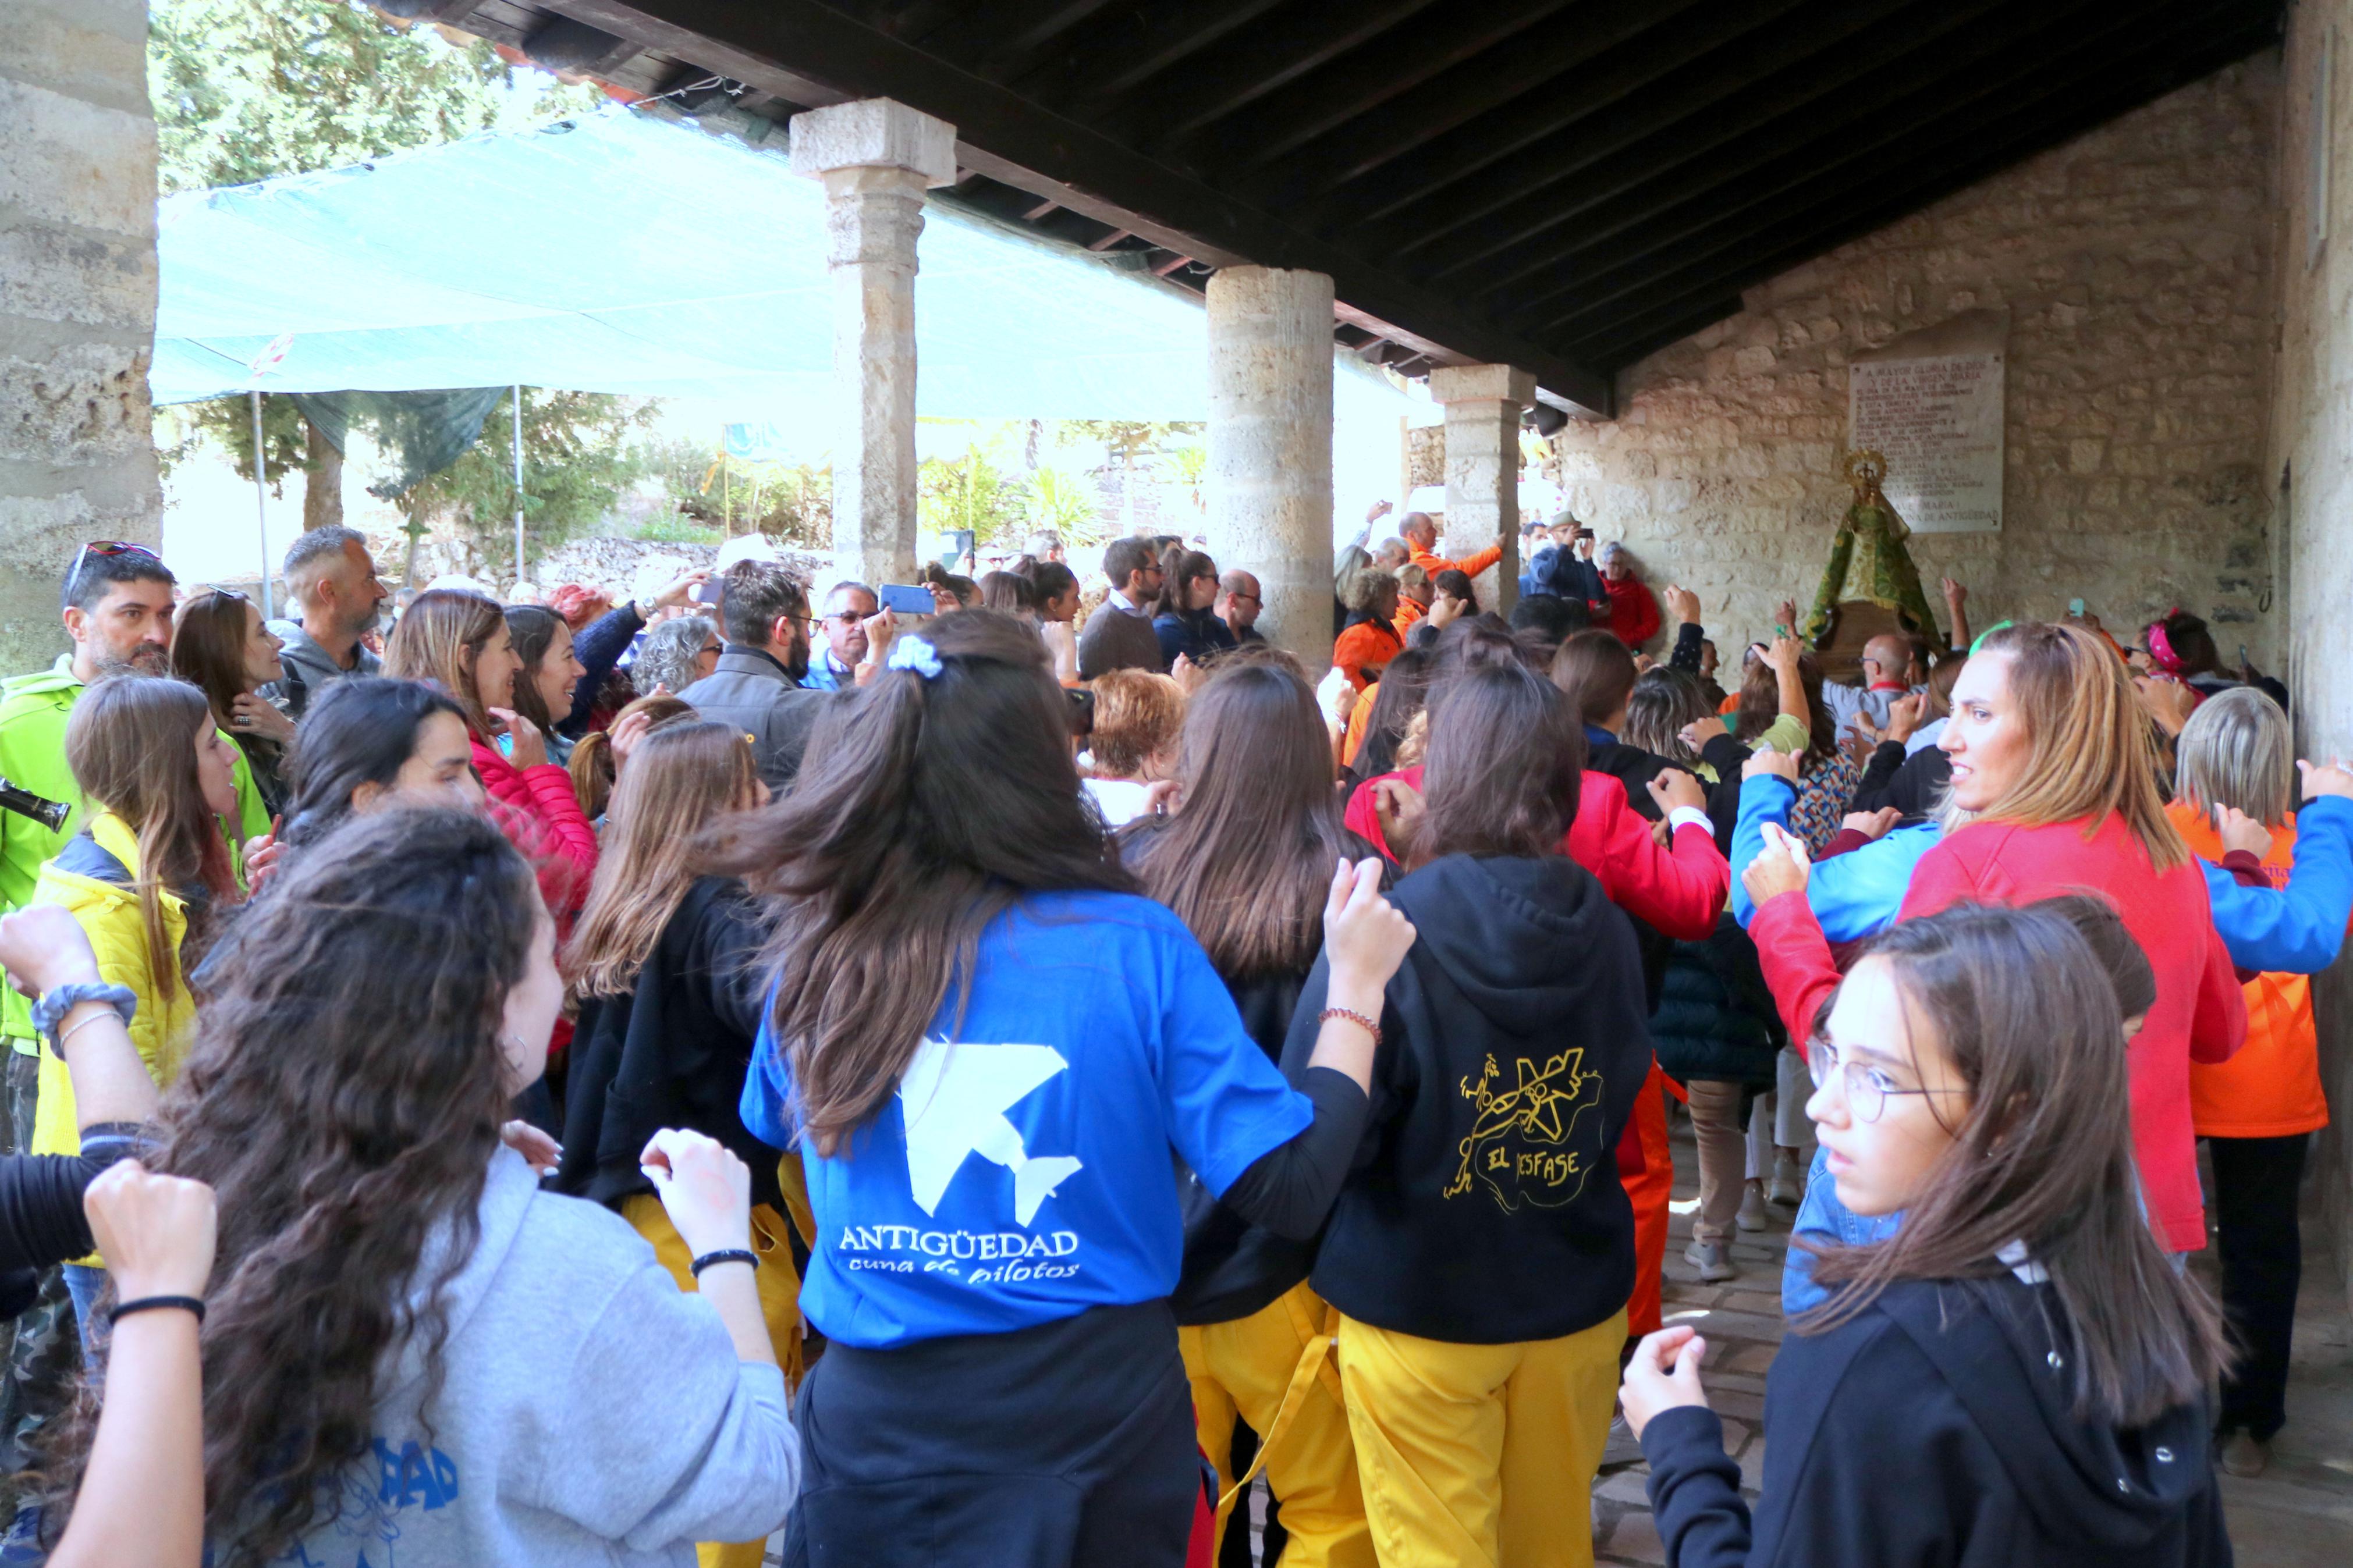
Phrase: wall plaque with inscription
[{"left": 1847, "top": 310, "right": 2008, "bottom": 535}]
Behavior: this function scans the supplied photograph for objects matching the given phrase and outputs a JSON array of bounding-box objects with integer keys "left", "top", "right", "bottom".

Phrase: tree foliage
[
  {"left": 398, "top": 391, "right": 653, "bottom": 584},
  {"left": 150, "top": 0, "right": 598, "bottom": 195},
  {"left": 148, "top": 0, "right": 605, "bottom": 527}
]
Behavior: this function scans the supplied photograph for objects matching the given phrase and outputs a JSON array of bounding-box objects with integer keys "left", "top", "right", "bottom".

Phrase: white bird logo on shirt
[{"left": 898, "top": 1037, "right": 1085, "bottom": 1226}]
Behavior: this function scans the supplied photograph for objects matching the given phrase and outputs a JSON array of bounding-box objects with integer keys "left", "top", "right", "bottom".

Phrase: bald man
[
  {"left": 1399, "top": 511, "right": 1501, "bottom": 582},
  {"left": 1215, "top": 570, "right": 1264, "bottom": 644},
  {"left": 1820, "top": 631, "right": 1926, "bottom": 734}
]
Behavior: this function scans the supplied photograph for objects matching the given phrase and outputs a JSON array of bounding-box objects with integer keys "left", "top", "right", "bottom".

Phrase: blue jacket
[
  {"left": 2202, "top": 794, "right": 2353, "bottom": 975},
  {"left": 1518, "top": 544, "right": 1607, "bottom": 609},
  {"left": 1730, "top": 776, "right": 1935, "bottom": 940},
  {"left": 1733, "top": 780, "right": 2353, "bottom": 975}
]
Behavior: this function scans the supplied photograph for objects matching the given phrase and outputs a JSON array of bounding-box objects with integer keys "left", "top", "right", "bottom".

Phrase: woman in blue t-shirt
[{"left": 709, "top": 610, "right": 1417, "bottom": 1568}]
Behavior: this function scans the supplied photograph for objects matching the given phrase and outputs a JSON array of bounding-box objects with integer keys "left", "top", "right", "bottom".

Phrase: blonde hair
[
  {"left": 1089, "top": 669, "right": 1184, "bottom": 777},
  {"left": 2174, "top": 686, "right": 2294, "bottom": 829},
  {"left": 1975, "top": 622, "right": 2187, "bottom": 872},
  {"left": 563, "top": 720, "right": 760, "bottom": 1000},
  {"left": 382, "top": 589, "right": 504, "bottom": 736}
]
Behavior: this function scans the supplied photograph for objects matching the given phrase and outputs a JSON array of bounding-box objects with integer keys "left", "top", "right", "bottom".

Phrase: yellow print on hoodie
[{"left": 1443, "top": 1049, "right": 1603, "bottom": 1212}]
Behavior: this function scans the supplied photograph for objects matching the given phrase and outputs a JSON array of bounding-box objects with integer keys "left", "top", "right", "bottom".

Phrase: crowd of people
[{"left": 0, "top": 506, "right": 2334, "bottom": 1568}]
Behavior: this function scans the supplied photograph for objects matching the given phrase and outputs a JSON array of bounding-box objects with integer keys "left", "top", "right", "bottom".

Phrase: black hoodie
[
  {"left": 1644, "top": 1274, "right": 2231, "bottom": 1568},
  {"left": 1285, "top": 852, "right": 1652, "bottom": 1345}
]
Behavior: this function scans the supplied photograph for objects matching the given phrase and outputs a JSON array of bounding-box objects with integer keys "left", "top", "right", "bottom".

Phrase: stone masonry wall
[
  {"left": 0, "top": 0, "right": 162, "bottom": 674},
  {"left": 1548, "top": 59, "right": 2280, "bottom": 662},
  {"left": 2269, "top": 3, "right": 2353, "bottom": 1307}
]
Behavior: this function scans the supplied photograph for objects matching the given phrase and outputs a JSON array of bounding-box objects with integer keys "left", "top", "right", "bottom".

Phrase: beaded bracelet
[
  {"left": 1319, "top": 1007, "right": 1382, "bottom": 1048},
  {"left": 690, "top": 1248, "right": 760, "bottom": 1278}
]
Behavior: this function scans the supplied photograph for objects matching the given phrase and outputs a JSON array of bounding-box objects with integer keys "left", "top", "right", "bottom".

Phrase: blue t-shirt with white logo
[{"left": 740, "top": 890, "right": 1315, "bottom": 1350}]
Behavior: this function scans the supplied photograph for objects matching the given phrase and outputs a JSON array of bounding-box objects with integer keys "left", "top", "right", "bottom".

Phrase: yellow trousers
[
  {"left": 1336, "top": 1308, "right": 1626, "bottom": 1568},
  {"left": 623, "top": 1194, "right": 807, "bottom": 1568},
  {"left": 1179, "top": 1281, "right": 1373, "bottom": 1568}
]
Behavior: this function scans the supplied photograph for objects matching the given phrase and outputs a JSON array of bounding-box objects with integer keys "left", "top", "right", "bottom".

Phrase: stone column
[
  {"left": 0, "top": 0, "right": 163, "bottom": 673},
  {"left": 790, "top": 99, "right": 956, "bottom": 589},
  {"left": 1208, "top": 266, "right": 1334, "bottom": 667},
  {"left": 1428, "top": 364, "right": 1537, "bottom": 616}
]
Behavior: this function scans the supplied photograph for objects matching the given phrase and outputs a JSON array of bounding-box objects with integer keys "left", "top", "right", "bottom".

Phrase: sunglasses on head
[{"left": 64, "top": 541, "right": 166, "bottom": 607}]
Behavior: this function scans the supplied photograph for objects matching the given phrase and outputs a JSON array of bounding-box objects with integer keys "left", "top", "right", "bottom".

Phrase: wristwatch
[{"left": 29, "top": 982, "right": 137, "bottom": 1048}]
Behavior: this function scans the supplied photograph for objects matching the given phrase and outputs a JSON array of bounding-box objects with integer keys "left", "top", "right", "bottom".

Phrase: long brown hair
[
  {"left": 704, "top": 610, "right": 1132, "bottom": 1155},
  {"left": 1417, "top": 663, "right": 1585, "bottom": 865},
  {"left": 168, "top": 589, "right": 261, "bottom": 727},
  {"left": 566, "top": 721, "right": 760, "bottom": 1000},
  {"left": 383, "top": 589, "right": 505, "bottom": 735},
  {"left": 44, "top": 809, "right": 538, "bottom": 1565},
  {"left": 566, "top": 692, "right": 695, "bottom": 820},
  {"left": 1549, "top": 628, "right": 1637, "bottom": 727},
  {"left": 1800, "top": 900, "right": 2224, "bottom": 1426},
  {"left": 63, "top": 677, "right": 239, "bottom": 1000},
  {"left": 1733, "top": 646, "right": 1835, "bottom": 766},
  {"left": 502, "top": 603, "right": 567, "bottom": 738},
  {"left": 1127, "top": 658, "right": 1356, "bottom": 978},
  {"left": 1974, "top": 621, "right": 2187, "bottom": 871}
]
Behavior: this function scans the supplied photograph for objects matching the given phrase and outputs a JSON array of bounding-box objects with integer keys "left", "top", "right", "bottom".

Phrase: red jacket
[
  {"left": 1343, "top": 766, "right": 1726, "bottom": 942},
  {"left": 1751, "top": 813, "right": 2244, "bottom": 1253},
  {"left": 1603, "top": 574, "right": 1660, "bottom": 649},
  {"left": 471, "top": 737, "right": 598, "bottom": 933}
]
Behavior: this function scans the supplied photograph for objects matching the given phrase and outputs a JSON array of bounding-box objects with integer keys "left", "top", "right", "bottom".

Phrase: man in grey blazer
[{"left": 680, "top": 559, "right": 828, "bottom": 788}]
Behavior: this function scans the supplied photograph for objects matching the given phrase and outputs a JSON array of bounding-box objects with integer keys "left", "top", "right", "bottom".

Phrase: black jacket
[
  {"left": 1851, "top": 739, "right": 1951, "bottom": 822},
  {"left": 1651, "top": 913, "right": 1784, "bottom": 1087},
  {"left": 1172, "top": 967, "right": 1317, "bottom": 1326},
  {"left": 679, "top": 646, "right": 828, "bottom": 790},
  {"left": 1645, "top": 1274, "right": 2230, "bottom": 1568},
  {"left": 554, "top": 878, "right": 782, "bottom": 1211},
  {"left": 1290, "top": 853, "right": 1651, "bottom": 1344}
]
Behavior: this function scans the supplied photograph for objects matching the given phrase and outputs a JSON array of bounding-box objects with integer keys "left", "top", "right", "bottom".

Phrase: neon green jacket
[{"left": 0, "top": 657, "right": 267, "bottom": 1048}]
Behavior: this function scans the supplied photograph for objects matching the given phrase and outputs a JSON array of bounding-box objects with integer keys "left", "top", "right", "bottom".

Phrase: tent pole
[
  {"left": 512, "top": 386, "right": 526, "bottom": 588},
  {"left": 249, "top": 390, "right": 274, "bottom": 619}
]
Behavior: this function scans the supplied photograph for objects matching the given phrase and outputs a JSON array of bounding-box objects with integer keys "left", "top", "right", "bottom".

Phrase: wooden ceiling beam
[
  {"left": 1113, "top": 0, "right": 1447, "bottom": 145},
  {"left": 535, "top": 0, "right": 1615, "bottom": 413},
  {"left": 1009, "top": 0, "right": 1296, "bottom": 110},
  {"left": 1364, "top": 0, "right": 1899, "bottom": 247},
  {"left": 1527, "top": 2, "right": 2249, "bottom": 335},
  {"left": 908, "top": 0, "right": 1121, "bottom": 82},
  {"left": 1473, "top": 0, "right": 2140, "bottom": 307},
  {"left": 1298, "top": 0, "right": 1788, "bottom": 223},
  {"left": 1560, "top": 26, "right": 2276, "bottom": 365},
  {"left": 1186, "top": 0, "right": 1578, "bottom": 175}
]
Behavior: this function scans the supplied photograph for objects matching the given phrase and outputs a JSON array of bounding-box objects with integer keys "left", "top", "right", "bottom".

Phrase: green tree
[
  {"left": 148, "top": 0, "right": 601, "bottom": 525},
  {"left": 397, "top": 391, "right": 652, "bottom": 585},
  {"left": 920, "top": 445, "right": 1028, "bottom": 546}
]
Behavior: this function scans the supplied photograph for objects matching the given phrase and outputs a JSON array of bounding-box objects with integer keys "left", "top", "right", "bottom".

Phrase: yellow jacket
[{"left": 30, "top": 812, "right": 197, "bottom": 1163}]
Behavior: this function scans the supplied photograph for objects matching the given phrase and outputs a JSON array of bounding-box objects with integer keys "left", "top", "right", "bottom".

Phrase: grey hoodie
[
  {"left": 269, "top": 1147, "right": 798, "bottom": 1566},
  {"left": 261, "top": 618, "right": 379, "bottom": 720}
]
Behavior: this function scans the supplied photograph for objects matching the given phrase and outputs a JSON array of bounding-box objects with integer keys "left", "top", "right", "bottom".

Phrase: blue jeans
[{"left": 1781, "top": 1145, "right": 1901, "bottom": 1317}]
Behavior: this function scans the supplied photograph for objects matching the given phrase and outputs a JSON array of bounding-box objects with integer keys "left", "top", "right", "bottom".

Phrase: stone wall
[
  {"left": 0, "top": 0, "right": 161, "bottom": 674},
  {"left": 2271, "top": 3, "right": 2353, "bottom": 1307},
  {"left": 1548, "top": 59, "right": 2280, "bottom": 661}
]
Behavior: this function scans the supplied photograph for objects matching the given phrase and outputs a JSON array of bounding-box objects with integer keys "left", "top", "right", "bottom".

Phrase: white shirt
[{"left": 1082, "top": 777, "right": 1155, "bottom": 829}]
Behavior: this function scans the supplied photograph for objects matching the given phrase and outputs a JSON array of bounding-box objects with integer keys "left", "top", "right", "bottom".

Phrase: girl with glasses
[{"left": 1620, "top": 899, "right": 2229, "bottom": 1568}]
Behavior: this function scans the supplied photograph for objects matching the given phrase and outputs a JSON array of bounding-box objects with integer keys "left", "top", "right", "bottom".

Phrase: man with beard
[
  {"left": 0, "top": 541, "right": 181, "bottom": 1493},
  {"left": 680, "top": 557, "right": 826, "bottom": 789},
  {"left": 261, "top": 527, "right": 390, "bottom": 720}
]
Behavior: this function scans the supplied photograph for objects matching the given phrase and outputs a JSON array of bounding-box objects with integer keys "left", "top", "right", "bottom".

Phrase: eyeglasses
[{"left": 1806, "top": 1037, "right": 1967, "bottom": 1124}]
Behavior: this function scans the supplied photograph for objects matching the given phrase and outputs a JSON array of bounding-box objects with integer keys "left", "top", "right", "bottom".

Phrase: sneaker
[
  {"left": 1737, "top": 1183, "right": 1769, "bottom": 1232},
  {"left": 2219, "top": 1430, "right": 2270, "bottom": 1477},
  {"left": 1768, "top": 1154, "right": 1805, "bottom": 1207},
  {"left": 1685, "top": 1239, "right": 1736, "bottom": 1282}
]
